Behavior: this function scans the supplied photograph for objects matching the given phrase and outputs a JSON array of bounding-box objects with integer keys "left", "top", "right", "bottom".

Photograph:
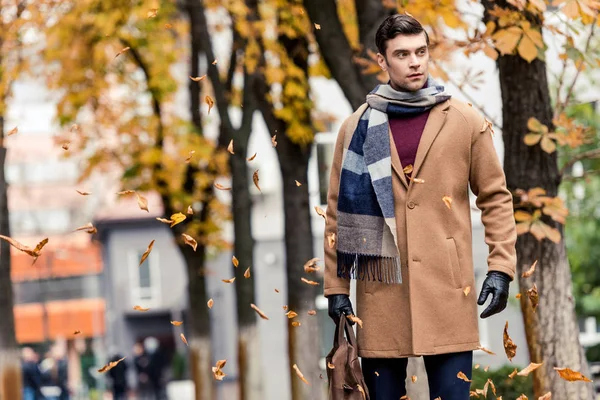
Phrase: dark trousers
[{"left": 362, "top": 351, "right": 473, "bottom": 400}]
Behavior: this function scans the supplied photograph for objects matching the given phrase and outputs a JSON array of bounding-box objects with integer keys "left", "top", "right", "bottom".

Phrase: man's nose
[{"left": 409, "top": 54, "right": 420, "bottom": 67}]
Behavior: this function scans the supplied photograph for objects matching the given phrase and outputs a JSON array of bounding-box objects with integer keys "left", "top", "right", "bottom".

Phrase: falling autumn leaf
[
  {"left": 251, "top": 303, "right": 269, "bottom": 320},
  {"left": 477, "top": 345, "right": 496, "bottom": 355},
  {"left": 232, "top": 256, "right": 239, "bottom": 267},
  {"left": 357, "top": 384, "right": 367, "bottom": 400},
  {"left": 76, "top": 190, "right": 91, "bottom": 195},
  {"left": 0, "top": 235, "right": 48, "bottom": 263},
  {"left": 484, "top": 366, "right": 490, "bottom": 372},
  {"left": 170, "top": 212, "right": 186, "bottom": 227},
  {"left": 114, "top": 47, "right": 130, "bottom": 59},
  {"left": 253, "top": 170, "right": 261, "bottom": 192},
  {"left": 375, "top": 372, "right": 380, "bottom": 377},
  {"left": 307, "top": 310, "right": 316, "bottom": 316},
  {"left": 139, "top": 240, "right": 155, "bottom": 267},
  {"left": 212, "top": 59, "right": 218, "bottom": 65},
  {"left": 133, "top": 305, "right": 150, "bottom": 312},
  {"left": 205, "top": 96, "right": 214, "bottom": 114},
  {"left": 212, "top": 360, "right": 227, "bottom": 380},
  {"left": 271, "top": 135, "right": 277, "bottom": 147},
  {"left": 74, "top": 330, "right": 81, "bottom": 335},
  {"left": 517, "top": 362, "right": 543, "bottom": 376},
  {"left": 509, "top": 368, "right": 518, "bottom": 378},
  {"left": 283, "top": 305, "right": 288, "bottom": 311},
  {"left": 295, "top": 180, "right": 302, "bottom": 186},
  {"left": 411, "top": 375, "right": 418, "bottom": 383},
  {"left": 314, "top": 23, "right": 321, "bottom": 29},
  {"left": 207, "top": 298, "right": 214, "bottom": 308},
  {"left": 147, "top": 8, "right": 158, "bottom": 18},
  {"left": 347, "top": 314, "right": 363, "bottom": 328},
  {"left": 314, "top": 206, "right": 327, "bottom": 223},
  {"left": 327, "top": 232, "right": 336, "bottom": 248},
  {"left": 185, "top": 151, "right": 195, "bottom": 163},
  {"left": 474, "top": 364, "right": 480, "bottom": 369},
  {"left": 442, "top": 195, "right": 453, "bottom": 209},
  {"left": 413, "top": 178, "right": 425, "bottom": 184},
  {"left": 74, "top": 222, "right": 97, "bottom": 234},
  {"left": 116, "top": 190, "right": 135, "bottom": 195},
  {"left": 327, "top": 362, "right": 335, "bottom": 369},
  {"left": 303, "top": 258, "right": 320, "bottom": 273},
  {"left": 98, "top": 357, "right": 126, "bottom": 373},
  {"left": 291, "top": 321, "right": 301, "bottom": 327},
  {"left": 227, "top": 139, "right": 234, "bottom": 154},
  {"left": 527, "top": 283, "right": 539, "bottom": 312},
  {"left": 180, "top": 333, "right": 188, "bottom": 346},
  {"left": 516, "top": 293, "right": 522, "bottom": 299},
  {"left": 222, "top": 277, "right": 235, "bottom": 283},
  {"left": 247, "top": 152, "right": 257, "bottom": 161},
  {"left": 457, "top": 371, "right": 472, "bottom": 382},
  {"left": 293, "top": 364, "right": 309, "bottom": 385},
  {"left": 244, "top": 267, "right": 251, "bottom": 278},
  {"left": 522, "top": 260, "right": 538, "bottom": 278},
  {"left": 463, "top": 286, "right": 471, "bottom": 296},
  {"left": 554, "top": 367, "right": 592, "bottom": 382},
  {"left": 189, "top": 75, "right": 206, "bottom": 82},
  {"left": 516, "top": 395, "right": 528, "bottom": 400},
  {"left": 274, "top": 288, "right": 280, "bottom": 293},
  {"left": 136, "top": 192, "right": 149, "bottom": 212},
  {"left": 286, "top": 310, "right": 298, "bottom": 319},
  {"left": 214, "top": 182, "right": 231, "bottom": 190},
  {"left": 62, "top": 142, "right": 70, "bottom": 150},
  {"left": 538, "top": 392, "right": 552, "bottom": 399},
  {"left": 503, "top": 321, "right": 518, "bottom": 361},
  {"left": 301, "top": 277, "right": 320, "bottom": 286},
  {"left": 156, "top": 217, "right": 172, "bottom": 224},
  {"left": 182, "top": 233, "right": 197, "bottom": 251},
  {"left": 171, "top": 321, "right": 183, "bottom": 326},
  {"left": 187, "top": 205, "right": 193, "bottom": 215},
  {"left": 8, "top": 127, "right": 18, "bottom": 136}
]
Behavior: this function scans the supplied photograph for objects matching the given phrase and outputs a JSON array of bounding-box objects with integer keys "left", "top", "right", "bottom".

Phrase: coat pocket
[{"left": 445, "top": 237, "right": 463, "bottom": 289}]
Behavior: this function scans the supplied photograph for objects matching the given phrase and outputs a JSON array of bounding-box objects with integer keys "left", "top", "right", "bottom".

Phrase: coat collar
[{"left": 389, "top": 99, "right": 451, "bottom": 191}]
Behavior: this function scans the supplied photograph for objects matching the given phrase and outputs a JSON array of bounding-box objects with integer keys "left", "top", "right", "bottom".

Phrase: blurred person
[
  {"left": 324, "top": 14, "right": 516, "bottom": 400},
  {"left": 144, "top": 337, "right": 167, "bottom": 400},
  {"left": 22, "top": 347, "right": 45, "bottom": 400},
  {"left": 107, "top": 352, "right": 128, "bottom": 400},
  {"left": 133, "top": 342, "right": 152, "bottom": 399}
]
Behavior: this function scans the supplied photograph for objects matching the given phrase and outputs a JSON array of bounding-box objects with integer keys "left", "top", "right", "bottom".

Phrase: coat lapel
[
  {"left": 389, "top": 127, "right": 409, "bottom": 190},
  {"left": 411, "top": 100, "right": 451, "bottom": 180}
]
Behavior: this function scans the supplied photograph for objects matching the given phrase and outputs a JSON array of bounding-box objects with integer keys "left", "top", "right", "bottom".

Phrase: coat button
[{"left": 407, "top": 201, "right": 416, "bottom": 209}]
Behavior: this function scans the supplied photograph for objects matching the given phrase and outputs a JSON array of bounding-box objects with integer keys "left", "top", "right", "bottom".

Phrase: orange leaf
[
  {"left": 74, "top": 222, "right": 97, "bottom": 234},
  {"left": 0, "top": 235, "right": 48, "bottom": 263},
  {"left": 247, "top": 152, "right": 257, "bottom": 161},
  {"left": 136, "top": 192, "right": 149, "bottom": 212},
  {"left": 463, "top": 286, "right": 471, "bottom": 296},
  {"left": 327, "top": 232, "right": 336, "bottom": 248},
  {"left": 517, "top": 362, "right": 543, "bottom": 376},
  {"left": 212, "top": 359, "right": 227, "bottom": 381},
  {"left": 253, "top": 170, "right": 261, "bottom": 192},
  {"left": 522, "top": 260, "right": 537, "bottom": 278},
  {"left": 98, "top": 357, "right": 126, "bottom": 373},
  {"left": 182, "top": 233, "right": 197, "bottom": 251},
  {"left": 244, "top": 267, "right": 251, "bottom": 278},
  {"left": 553, "top": 367, "right": 592, "bottom": 382},
  {"left": 180, "top": 333, "right": 188, "bottom": 346},
  {"left": 307, "top": 310, "right": 316, "bottom": 316},
  {"left": 303, "top": 258, "right": 320, "bottom": 273},
  {"left": 442, "top": 195, "right": 453, "bottom": 209},
  {"left": 189, "top": 75, "right": 206, "bottom": 82},
  {"left": 171, "top": 321, "right": 183, "bottom": 326},
  {"left": 314, "top": 206, "right": 327, "bottom": 223},
  {"left": 527, "top": 283, "right": 539, "bottom": 312},
  {"left": 227, "top": 139, "right": 234, "bottom": 155},
  {"left": 540, "top": 136, "right": 557, "bottom": 153},
  {"left": 477, "top": 346, "right": 496, "bottom": 355},
  {"left": 411, "top": 375, "right": 417, "bottom": 383},
  {"left": 7, "top": 127, "right": 18, "bottom": 136},
  {"left": 133, "top": 305, "right": 150, "bottom": 312},
  {"left": 156, "top": 218, "right": 172, "bottom": 224},
  {"left": 301, "top": 277, "right": 319, "bottom": 286},
  {"left": 291, "top": 321, "right": 301, "bottom": 327},
  {"left": 509, "top": 368, "right": 518, "bottom": 378},
  {"left": 232, "top": 256, "right": 239, "bottom": 267},
  {"left": 214, "top": 182, "right": 231, "bottom": 191},
  {"left": 114, "top": 47, "right": 130, "bottom": 59},
  {"left": 251, "top": 303, "right": 269, "bottom": 320},
  {"left": 207, "top": 299, "right": 214, "bottom": 309},
  {"left": 139, "top": 240, "right": 155, "bottom": 266},
  {"left": 347, "top": 314, "right": 363, "bottom": 328},
  {"left": 292, "top": 364, "right": 309, "bottom": 385},
  {"left": 222, "top": 277, "right": 235, "bottom": 283},
  {"left": 524, "top": 133, "right": 542, "bottom": 146},
  {"left": 457, "top": 371, "right": 472, "bottom": 382},
  {"left": 206, "top": 96, "right": 214, "bottom": 114},
  {"left": 503, "top": 321, "right": 518, "bottom": 361},
  {"left": 285, "top": 310, "right": 298, "bottom": 319}
]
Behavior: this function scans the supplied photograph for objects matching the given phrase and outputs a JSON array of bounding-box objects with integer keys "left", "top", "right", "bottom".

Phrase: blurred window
[{"left": 129, "top": 249, "right": 160, "bottom": 306}]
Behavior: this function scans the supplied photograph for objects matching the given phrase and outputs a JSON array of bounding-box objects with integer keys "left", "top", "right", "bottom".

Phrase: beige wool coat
[{"left": 323, "top": 97, "right": 517, "bottom": 358}]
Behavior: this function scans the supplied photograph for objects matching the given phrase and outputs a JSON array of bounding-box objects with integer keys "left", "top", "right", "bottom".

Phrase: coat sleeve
[
  {"left": 323, "top": 118, "right": 352, "bottom": 297},
  {"left": 468, "top": 114, "right": 517, "bottom": 281}
]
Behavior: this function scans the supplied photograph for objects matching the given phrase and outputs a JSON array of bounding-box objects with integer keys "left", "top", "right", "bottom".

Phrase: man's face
[{"left": 377, "top": 33, "right": 429, "bottom": 92}]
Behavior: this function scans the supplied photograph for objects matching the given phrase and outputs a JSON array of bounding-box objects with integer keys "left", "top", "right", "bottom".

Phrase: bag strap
[{"left": 333, "top": 317, "right": 358, "bottom": 348}]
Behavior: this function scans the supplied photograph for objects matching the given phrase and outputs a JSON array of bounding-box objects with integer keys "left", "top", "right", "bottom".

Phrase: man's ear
[{"left": 377, "top": 52, "right": 387, "bottom": 71}]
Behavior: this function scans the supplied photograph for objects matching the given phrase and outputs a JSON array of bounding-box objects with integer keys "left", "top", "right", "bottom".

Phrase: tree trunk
[
  {"left": 483, "top": 2, "right": 594, "bottom": 397},
  {"left": 0, "top": 118, "right": 22, "bottom": 400}
]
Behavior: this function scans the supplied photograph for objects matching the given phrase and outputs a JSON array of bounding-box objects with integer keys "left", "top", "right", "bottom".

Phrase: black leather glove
[
  {"left": 477, "top": 271, "right": 511, "bottom": 319},
  {"left": 328, "top": 294, "right": 355, "bottom": 325}
]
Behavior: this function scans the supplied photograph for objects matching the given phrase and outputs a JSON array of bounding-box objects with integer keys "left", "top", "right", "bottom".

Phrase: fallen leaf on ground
[
  {"left": 98, "top": 357, "right": 126, "bottom": 373},
  {"left": 304, "top": 258, "right": 320, "bottom": 273},
  {"left": 527, "top": 283, "right": 539, "bottom": 312},
  {"left": 244, "top": 267, "right": 251, "bottom": 278},
  {"left": 232, "top": 256, "right": 239, "bottom": 267},
  {"left": 251, "top": 303, "right": 269, "bottom": 320},
  {"left": 504, "top": 321, "right": 518, "bottom": 361},
  {"left": 133, "top": 305, "right": 150, "bottom": 312},
  {"left": 227, "top": 139, "right": 234, "bottom": 154},
  {"left": 180, "top": 333, "right": 188, "bottom": 346},
  {"left": 171, "top": 321, "right": 183, "bottom": 326},
  {"left": 136, "top": 192, "right": 149, "bottom": 212},
  {"left": 253, "top": 170, "right": 261, "bottom": 192},
  {"left": 315, "top": 206, "right": 327, "bottom": 223},
  {"left": 457, "top": 371, "right": 472, "bottom": 382},
  {"left": 139, "top": 240, "right": 155, "bottom": 266},
  {"left": 207, "top": 299, "right": 214, "bottom": 309},
  {"left": 522, "top": 260, "right": 538, "bottom": 278},
  {"left": 293, "top": 364, "right": 309, "bottom": 385},
  {"left": 301, "top": 277, "right": 319, "bottom": 286},
  {"left": 553, "top": 367, "right": 592, "bottom": 382},
  {"left": 182, "top": 234, "right": 197, "bottom": 251},
  {"left": 442, "top": 195, "right": 453, "bottom": 209},
  {"left": 518, "top": 362, "right": 543, "bottom": 376}
]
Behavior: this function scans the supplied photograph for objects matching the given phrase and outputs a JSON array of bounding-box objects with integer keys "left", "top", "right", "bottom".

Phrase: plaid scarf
[{"left": 336, "top": 76, "right": 451, "bottom": 283}]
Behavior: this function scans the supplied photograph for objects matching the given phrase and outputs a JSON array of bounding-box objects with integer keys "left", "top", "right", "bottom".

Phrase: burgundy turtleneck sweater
[{"left": 389, "top": 80, "right": 430, "bottom": 182}]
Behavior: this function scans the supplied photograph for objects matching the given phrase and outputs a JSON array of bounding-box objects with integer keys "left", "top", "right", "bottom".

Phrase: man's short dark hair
[{"left": 375, "top": 14, "right": 430, "bottom": 56}]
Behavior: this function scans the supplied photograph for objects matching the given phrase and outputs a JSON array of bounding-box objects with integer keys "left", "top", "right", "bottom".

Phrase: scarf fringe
[{"left": 337, "top": 251, "right": 402, "bottom": 284}]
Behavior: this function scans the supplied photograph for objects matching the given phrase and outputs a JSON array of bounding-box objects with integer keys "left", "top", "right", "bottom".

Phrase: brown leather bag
[{"left": 326, "top": 317, "right": 370, "bottom": 400}]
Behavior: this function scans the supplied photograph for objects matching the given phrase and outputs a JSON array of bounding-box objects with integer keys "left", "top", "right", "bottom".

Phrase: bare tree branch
[{"left": 560, "top": 147, "right": 600, "bottom": 176}]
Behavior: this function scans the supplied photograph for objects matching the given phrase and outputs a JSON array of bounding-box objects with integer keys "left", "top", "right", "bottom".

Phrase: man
[
  {"left": 22, "top": 347, "right": 46, "bottom": 400},
  {"left": 324, "top": 14, "right": 516, "bottom": 400}
]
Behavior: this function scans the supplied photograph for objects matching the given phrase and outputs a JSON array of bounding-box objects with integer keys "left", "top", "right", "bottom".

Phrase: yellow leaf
[
  {"left": 457, "top": 371, "right": 472, "bottom": 382},
  {"left": 492, "top": 26, "right": 522, "bottom": 55},
  {"left": 180, "top": 333, "right": 188, "bottom": 346},
  {"left": 524, "top": 133, "right": 542, "bottom": 146},
  {"left": 516, "top": 222, "right": 531, "bottom": 236},
  {"left": 136, "top": 192, "right": 149, "bottom": 212},
  {"left": 540, "top": 136, "right": 557, "bottom": 153},
  {"left": 286, "top": 310, "right": 298, "bottom": 319},
  {"left": 182, "top": 233, "right": 197, "bottom": 251},
  {"left": 315, "top": 206, "right": 327, "bottom": 223},
  {"left": 170, "top": 212, "right": 186, "bottom": 227},
  {"left": 327, "top": 232, "right": 336, "bottom": 248},
  {"left": 206, "top": 96, "right": 214, "bottom": 114},
  {"left": 185, "top": 151, "right": 195, "bottom": 163},
  {"left": 463, "top": 286, "right": 471, "bottom": 296},
  {"left": 253, "top": 170, "right": 261, "bottom": 192},
  {"left": 295, "top": 180, "right": 302, "bottom": 186},
  {"left": 442, "top": 195, "right": 453, "bottom": 209},
  {"left": 514, "top": 210, "right": 533, "bottom": 222},
  {"left": 98, "top": 357, "right": 126, "bottom": 373},
  {"left": 139, "top": 240, "right": 155, "bottom": 266},
  {"left": 518, "top": 34, "right": 539, "bottom": 63}
]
